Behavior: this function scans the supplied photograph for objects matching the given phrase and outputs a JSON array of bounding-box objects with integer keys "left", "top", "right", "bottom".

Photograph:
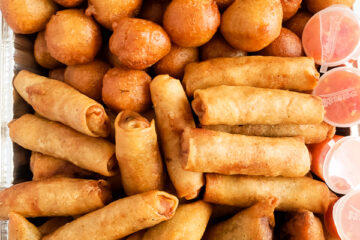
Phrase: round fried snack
[
  {"left": 281, "top": 0, "right": 302, "bottom": 21},
  {"left": 34, "top": 31, "right": 62, "bottom": 69},
  {"left": 139, "top": 0, "right": 169, "bottom": 25},
  {"left": 163, "top": 0, "right": 220, "bottom": 47},
  {"left": 154, "top": 45, "right": 199, "bottom": 79},
  {"left": 86, "top": 0, "right": 142, "bottom": 30},
  {"left": 215, "top": 0, "right": 234, "bottom": 10},
  {"left": 285, "top": 11, "right": 312, "bottom": 38},
  {"left": 109, "top": 18, "right": 171, "bottom": 70},
  {"left": 261, "top": 28, "right": 303, "bottom": 57},
  {"left": 53, "top": 0, "right": 83, "bottom": 7},
  {"left": 0, "top": 0, "right": 56, "bottom": 34},
  {"left": 49, "top": 68, "right": 65, "bottom": 81},
  {"left": 305, "top": 0, "right": 355, "bottom": 13},
  {"left": 45, "top": 9, "right": 102, "bottom": 66},
  {"left": 102, "top": 68, "right": 152, "bottom": 113},
  {"left": 221, "top": 0, "right": 283, "bottom": 52},
  {"left": 200, "top": 33, "right": 247, "bottom": 60},
  {"left": 64, "top": 60, "right": 110, "bottom": 101}
]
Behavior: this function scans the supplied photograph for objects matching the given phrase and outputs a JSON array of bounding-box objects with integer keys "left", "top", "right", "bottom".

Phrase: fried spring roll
[
  {"left": 13, "top": 70, "right": 110, "bottom": 137},
  {"left": 9, "top": 114, "right": 117, "bottom": 176},
  {"left": 142, "top": 201, "right": 212, "bottom": 240},
  {"left": 115, "top": 110, "right": 164, "bottom": 195},
  {"left": 8, "top": 212, "right": 42, "bottom": 240},
  {"left": 0, "top": 178, "right": 112, "bottom": 220},
  {"left": 192, "top": 85, "right": 324, "bottom": 126},
  {"left": 30, "top": 152, "right": 95, "bottom": 180},
  {"left": 203, "top": 197, "right": 278, "bottom": 240},
  {"left": 38, "top": 217, "right": 73, "bottom": 236},
  {"left": 203, "top": 122, "right": 335, "bottom": 144},
  {"left": 181, "top": 128, "right": 310, "bottom": 177},
  {"left": 281, "top": 210, "right": 325, "bottom": 240},
  {"left": 183, "top": 56, "right": 319, "bottom": 96},
  {"left": 43, "top": 191, "right": 178, "bottom": 240},
  {"left": 204, "top": 174, "right": 329, "bottom": 214},
  {"left": 150, "top": 75, "right": 204, "bottom": 199}
]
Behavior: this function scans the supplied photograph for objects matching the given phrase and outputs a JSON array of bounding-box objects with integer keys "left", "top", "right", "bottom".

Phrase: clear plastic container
[
  {"left": 313, "top": 67, "right": 360, "bottom": 127},
  {"left": 302, "top": 5, "right": 360, "bottom": 72}
]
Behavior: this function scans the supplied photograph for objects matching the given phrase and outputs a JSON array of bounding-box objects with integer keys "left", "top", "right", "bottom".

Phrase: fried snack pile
[{"left": 1, "top": 0, "right": 351, "bottom": 239}]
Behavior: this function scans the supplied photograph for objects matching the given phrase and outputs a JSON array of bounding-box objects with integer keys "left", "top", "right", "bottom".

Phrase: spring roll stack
[{"left": 3, "top": 55, "right": 333, "bottom": 240}]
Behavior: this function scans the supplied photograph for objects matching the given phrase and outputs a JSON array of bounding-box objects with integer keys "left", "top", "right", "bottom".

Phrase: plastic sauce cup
[
  {"left": 302, "top": 5, "right": 360, "bottom": 72},
  {"left": 325, "top": 190, "right": 360, "bottom": 240},
  {"left": 312, "top": 67, "right": 360, "bottom": 128}
]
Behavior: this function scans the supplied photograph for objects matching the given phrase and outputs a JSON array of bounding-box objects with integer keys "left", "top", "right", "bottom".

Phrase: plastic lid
[
  {"left": 313, "top": 67, "right": 360, "bottom": 127},
  {"left": 333, "top": 189, "right": 360, "bottom": 240},
  {"left": 323, "top": 136, "right": 360, "bottom": 195},
  {"left": 302, "top": 5, "right": 360, "bottom": 71}
]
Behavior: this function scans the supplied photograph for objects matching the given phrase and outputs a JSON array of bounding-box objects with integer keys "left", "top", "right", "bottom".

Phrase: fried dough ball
[
  {"left": 163, "top": 0, "right": 220, "bottom": 47},
  {"left": 215, "top": 0, "right": 234, "bottom": 10},
  {"left": 34, "top": 31, "right": 62, "bottom": 69},
  {"left": 109, "top": 18, "right": 171, "bottom": 70},
  {"left": 261, "top": 28, "right": 303, "bottom": 57},
  {"left": 64, "top": 60, "right": 110, "bottom": 101},
  {"left": 53, "top": 0, "right": 83, "bottom": 7},
  {"left": 200, "top": 33, "right": 247, "bottom": 60},
  {"left": 285, "top": 11, "right": 312, "bottom": 38},
  {"left": 86, "top": 0, "right": 142, "bottom": 30},
  {"left": 139, "top": 0, "right": 169, "bottom": 24},
  {"left": 102, "top": 68, "right": 152, "bottom": 113},
  {"left": 154, "top": 45, "right": 199, "bottom": 78},
  {"left": 305, "top": 0, "right": 355, "bottom": 13},
  {"left": 0, "top": 0, "right": 56, "bottom": 34},
  {"left": 221, "top": 0, "right": 283, "bottom": 52},
  {"left": 45, "top": 9, "right": 102, "bottom": 66},
  {"left": 48, "top": 68, "right": 65, "bottom": 81},
  {"left": 281, "top": 0, "right": 302, "bottom": 21}
]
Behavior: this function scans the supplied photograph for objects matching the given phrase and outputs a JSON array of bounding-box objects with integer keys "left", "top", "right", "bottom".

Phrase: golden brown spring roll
[
  {"left": 115, "top": 110, "right": 164, "bottom": 195},
  {"left": 13, "top": 70, "right": 110, "bottom": 137},
  {"left": 281, "top": 210, "right": 325, "bottom": 240},
  {"left": 38, "top": 217, "right": 73, "bottom": 236},
  {"left": 142, "top": 201, "right": 212, "bottom": 240},
  {"left": 0, "top": 178, "right": 112, "bottom": 220},
  {"left": 203, "top": 122, "right": 335, "bottom": 144},
  {"left": 9, "top": 114, "right": 117, "bottom": 176},
  {"left": 30, "top": 152, "right": 95, "bottom": 180},
  {"left": 203, "top": 197, "right": 278, "bottom": 240},
  {"left": 181, "top": 128, "right": 310, "bottom": 177},
  {"left": 192, "top": 85, "right": 324, "bottom": 126},
  {"left": 150, "top": 75, "right": 204, "bottom": 200},
  {"left": 183, "top": 56, "right": 319, "bottom": 96},
  {"left": 43, "top": 191, "right": 178, "bottom": 240},
  {"left": 8, "top": 212, "right": 42, "bottom": 240},
  {"left": 204, "top": 174, "right": 329, "bottom": 214}
]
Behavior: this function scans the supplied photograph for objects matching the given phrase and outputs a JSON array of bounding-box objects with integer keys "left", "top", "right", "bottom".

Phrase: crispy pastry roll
[
  {"left": 203, "top": 197, "right": 278, "bottom": 240},
  {"left": 192, "top": 86, "right": 324, "bottom": 126},
  {"left": 8, "top": 212, "right": 42, "bottom": 240},
  {"left": 38, "top": 217, "right": 73, "bottom": 236},
  {"left": 183, "top": 56, "right": 319, "bottom": 96},
  {"left": 115, "top": 110, "right": 164, "bottom": 195},
  {"left": 142, "top": 201, "right": 212, "bottom": 240},
  {"left": 203, "top": 122, "right": 335, "bottom": 144},
  {"left": 204, "top": 174, "right": 329, "bottom": 214},
  {"left": 281, "top": 210, "right": 325, "bottom": 240},
  {"left": 181, "top": 128, "right": 310, "bottom": 177},
  {"left": 30, "top": 152, "right": 95, "bottom": 180},
  {"left": 0, "top": 178, "right": 112, "bottom": 220},
  {"left": 9, "top": 114, "right": 117, "bottom": 176},
  {"left": 13, "top": 70, "right": 110, "bottom": 137},
  {"left": 150, "top": 75, "right": 204, "bottom": 199},
  {"left": 43, "top": 191, "right": 178, "bottom": 240}
]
